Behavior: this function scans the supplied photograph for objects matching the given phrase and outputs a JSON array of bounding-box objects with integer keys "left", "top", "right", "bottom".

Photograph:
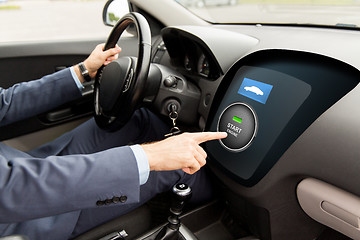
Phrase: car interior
[{"left": 1, "top": 0, "right": 360, "bottom": 239}]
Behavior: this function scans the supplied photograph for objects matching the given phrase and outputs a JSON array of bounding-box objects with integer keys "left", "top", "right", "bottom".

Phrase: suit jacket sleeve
[
  {"left": 0, "top": 69, "right": 141, "bottom": 223},
  {"left": 0, "top": 68, "right": 82, "bottom": 126},
  {"left": 0, "top": 144, "right": 140, "bottom": 223}
]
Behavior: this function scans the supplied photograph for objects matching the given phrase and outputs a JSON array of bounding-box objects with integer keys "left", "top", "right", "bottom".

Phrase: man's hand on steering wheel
[
  {"left": 73, "top": 43, "right": 121, "bottom": 83},
  {"left": 84, "top": 43, "right": 122, "bottom": 79}
]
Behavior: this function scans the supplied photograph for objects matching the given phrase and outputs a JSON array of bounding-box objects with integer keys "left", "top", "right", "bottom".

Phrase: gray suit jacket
[{"left": 0, "top": 69, "right": 140, "bottom": 239}]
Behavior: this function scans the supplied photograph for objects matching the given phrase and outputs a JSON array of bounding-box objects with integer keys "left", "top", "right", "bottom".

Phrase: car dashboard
[{"left": 154, "top": 24, "right": 360, "bottom": 239}]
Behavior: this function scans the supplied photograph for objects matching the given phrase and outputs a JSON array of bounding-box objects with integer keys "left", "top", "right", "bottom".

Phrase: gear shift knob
[
  {"left": 171, "top": 183, "right": 192, "bottom": 215},
  {"left": 173, "top": 183, "right": 192, "bottom": 199}
]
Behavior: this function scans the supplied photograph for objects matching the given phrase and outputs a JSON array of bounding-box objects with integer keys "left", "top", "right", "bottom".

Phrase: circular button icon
[{"left": 217, "top": 102, "right": 258, "bottom": 152}]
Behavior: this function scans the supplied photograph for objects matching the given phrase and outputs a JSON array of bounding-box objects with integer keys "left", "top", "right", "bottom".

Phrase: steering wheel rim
[{"left": 94, "top": 12, "right": 152, "bottom": 131}]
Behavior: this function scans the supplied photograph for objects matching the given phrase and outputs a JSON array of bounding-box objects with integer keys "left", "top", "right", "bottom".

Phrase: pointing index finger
[{"left": 193, "top": 132, "right": 228, "bottom": 144}]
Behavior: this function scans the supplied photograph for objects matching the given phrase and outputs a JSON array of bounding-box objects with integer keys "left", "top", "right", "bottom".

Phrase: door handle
[{"left": 45, "top": 108, "right": 74, "bottom": 122}]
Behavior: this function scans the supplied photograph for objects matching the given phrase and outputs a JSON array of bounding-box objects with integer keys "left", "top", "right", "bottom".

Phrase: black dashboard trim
[{"left": 161, "top": 27, "right": 223, "bottom": 80}]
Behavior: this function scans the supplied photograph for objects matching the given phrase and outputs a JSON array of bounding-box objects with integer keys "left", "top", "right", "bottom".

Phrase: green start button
[{"left": 217, "top": 102, "right": 258, "bottom": 152}]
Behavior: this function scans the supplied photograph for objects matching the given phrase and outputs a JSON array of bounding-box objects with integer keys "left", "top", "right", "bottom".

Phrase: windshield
[{"left": 175, "top": 0, "right": 360, "bottom": 28}]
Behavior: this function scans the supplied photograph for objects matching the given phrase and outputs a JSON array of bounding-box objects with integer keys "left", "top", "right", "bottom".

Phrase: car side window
[{"left": 0, "top": 0, "right": 114, "bottom": 43}]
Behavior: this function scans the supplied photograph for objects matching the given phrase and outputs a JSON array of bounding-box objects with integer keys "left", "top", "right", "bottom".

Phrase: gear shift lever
[
  {"left": 167, "top": 183, "right": 192, "bottom": 230},
  {"left": 154, "top": 183, "right": 192, "bottom": 240},
  {"left": 137, "top": 183, "right": 197, "bottom": 240}
]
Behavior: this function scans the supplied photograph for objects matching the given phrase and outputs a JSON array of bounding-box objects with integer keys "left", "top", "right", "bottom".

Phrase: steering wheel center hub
[{"left": 98, "top": 57, "right": 133, "bottom": 115}]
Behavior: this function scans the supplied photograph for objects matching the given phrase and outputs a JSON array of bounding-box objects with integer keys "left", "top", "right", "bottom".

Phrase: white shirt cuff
[
  {"left": 130, "top": 144, "right": 150, "bottom": 185},
  {"left": 70, "top": 66, "right": 85, "bottom": 92}
]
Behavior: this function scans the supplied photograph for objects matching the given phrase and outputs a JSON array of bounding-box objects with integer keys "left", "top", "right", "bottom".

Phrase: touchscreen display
[{"left": 206, "top": 65, "right": 311, "bottom": 185}]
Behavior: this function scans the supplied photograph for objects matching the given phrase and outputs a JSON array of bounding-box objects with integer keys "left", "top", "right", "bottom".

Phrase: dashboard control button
[
  {"left": 217, "top": 102, "right": 258, "bottom": 152},
  {"left": 164, "top": 75, "right": 177, "bottom": 87}
]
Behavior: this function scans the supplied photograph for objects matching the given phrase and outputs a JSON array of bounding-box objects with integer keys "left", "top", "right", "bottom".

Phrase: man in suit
[{"left": 0, "top": 44, "right": 226, "bottom": 239}]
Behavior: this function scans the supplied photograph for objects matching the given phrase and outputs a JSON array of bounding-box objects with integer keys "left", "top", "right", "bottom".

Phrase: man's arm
[
  {"left": 0, "top": 44, "right": 121, "bottom": 126},
  {"left": 0, "top": 69, "right": 82, "bottom": 126},
  {"left": 141, "top": 132, "right": 228, "bottom": 174},
  {"left": 0, "top": 132, "right": 226, "bottom": 223},
  {"left": 0, "top": 145, "right": 140, "bottom": 223}
]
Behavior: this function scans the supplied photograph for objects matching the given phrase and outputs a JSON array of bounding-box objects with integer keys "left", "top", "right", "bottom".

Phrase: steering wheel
[{"left": 94, "top": 12, "right": 152, "bottom": 131}]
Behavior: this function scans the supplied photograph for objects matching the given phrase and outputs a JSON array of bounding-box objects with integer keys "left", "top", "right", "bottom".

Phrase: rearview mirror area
[{"left": 103, "top": 0, "right": 130, "bottom": 27}]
